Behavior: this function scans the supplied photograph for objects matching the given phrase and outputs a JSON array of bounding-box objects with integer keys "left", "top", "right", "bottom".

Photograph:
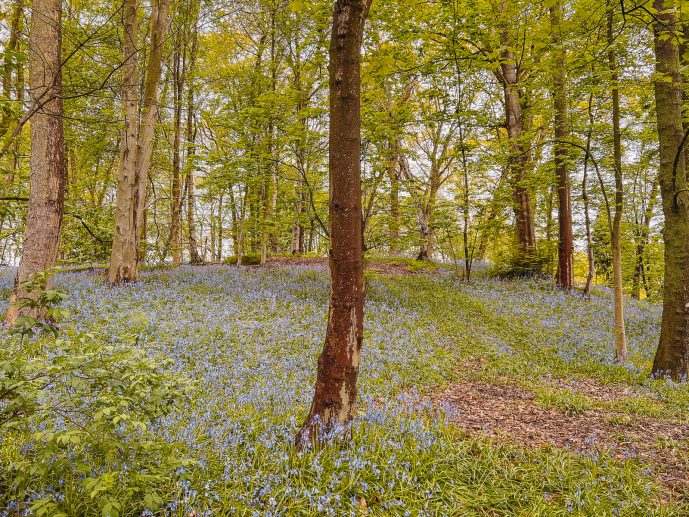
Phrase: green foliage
[
  {"left": 490, "top": 245, "right": 553, "bottom": 279},
  {"left": 222, "top": 253, "right": 262, "bottom": 265},
  {"left": 8, "top": 273, "right": 69, "bottom": 339},
  {"left": 0, "top": 280, "right": 196, "bottom": 515},
  {"left": 366, "top": 255, "right": 440, "bottom": 273},
  {"left": 534, "top": 388, "right": 594, "bottom": 416}
]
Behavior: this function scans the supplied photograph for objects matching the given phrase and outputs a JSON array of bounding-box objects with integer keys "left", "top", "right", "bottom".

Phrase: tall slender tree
[
  {"left": 6, "top": 0, "right": 65, "bottom": 323},
  {"left": 0, "top": 0, "right": 25, "bottom": 239},
  {"left": 550, "top": 0, "right": 573, "bottom": 290},
  {"left": 108, "top": 0, "right": 140, "bottom": 284},
  {"left": 607, "top": 5, "right": 628, "bottom": 362},
  {"left": 186, "top": 2, "right": 202, "bottom": 265},
  {"left": 170, "top": 26, "right": 185, "bottom": 268},
  {"left": 296, "top": 0, "right": 372, "bottom": 446},
  {"left": 0, "top": 0, "right": 24, "bottom": 141}
]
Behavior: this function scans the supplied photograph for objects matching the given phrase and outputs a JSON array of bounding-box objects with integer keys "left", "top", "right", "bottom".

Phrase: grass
[{"left": 0, "top": 265, "right": 686, "bottom": 515}]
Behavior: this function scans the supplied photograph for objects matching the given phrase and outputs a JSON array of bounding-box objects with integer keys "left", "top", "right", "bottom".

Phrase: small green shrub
[
  {"left": 0, "top": 277, "right": 196, "bottom": 516},
  {"left": 406, "top": 259, "right": 438, "bottom": 272},
  {"left": 491, "top": 246, "right": 553, "bottom": 279},
  {"left": 534, "top": 388, "right": 593, "bottom": 416},
  {"left": 222, "top": 254, "right": 262, "bottom": 265},
  {"left": 365, "top": 256, "right": 440, "bottom": 273},
  {"left": 8, "top": 273, "right": 70, "bottom": 338}
]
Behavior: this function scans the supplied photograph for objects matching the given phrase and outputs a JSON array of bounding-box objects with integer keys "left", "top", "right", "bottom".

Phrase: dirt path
[{"left": 432, "top": 379, "right": 689, "bottom": 496}]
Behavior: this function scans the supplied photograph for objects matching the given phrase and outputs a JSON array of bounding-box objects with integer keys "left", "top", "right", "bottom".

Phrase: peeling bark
[{"left": 296, "top": 0, "right": 371, "bottom": 446}]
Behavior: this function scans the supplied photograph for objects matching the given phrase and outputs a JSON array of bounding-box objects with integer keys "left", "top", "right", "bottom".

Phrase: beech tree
[
  {"left": 296, "top": 0, "right": 372, "bottom": 445},
  {"left": 651, "top": 0, "right": 689, "bottom": 380},
  {"left": 108, "top": 0, "right": 172, "bottom": 284},
  {"left": 6, "top": 0, "right": 65, "bottom": 324},
  {"left": 550, "top": 0, "right": 573, "bottom": 290},
  {"left": 497, "top": 9, "right": 537, "bottom": 263}
]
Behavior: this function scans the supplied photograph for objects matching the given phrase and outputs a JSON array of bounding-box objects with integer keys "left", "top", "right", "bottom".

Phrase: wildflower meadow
[{"left": 1, "top": 264, "right": 686, "bottom": 515}]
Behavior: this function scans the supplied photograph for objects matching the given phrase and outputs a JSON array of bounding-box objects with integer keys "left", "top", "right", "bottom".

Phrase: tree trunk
[
  {"left": 632, "top": 178, "right": 658, "bottom": 299},
  {"left": 551, "top": 2, "right": 574, "bottom": 290},
  {"left": 108, "top": 0, "right": 140, "bottom": 284},
  {"left": 0, "top": 0, "right": 24, "bottom": 238},
  {"left": 583, "top": 92, "right": 595, "bottom": 296},
  {"left": 308, "top": 218, "right": 315, "bottom": 252},
  {"left": 500, "top": 30, "right": 536, "bottom": 259},
  {"left": 109, "top": 0, "right": 171, "bottom": 283},
  {"left": 459, "top": 128, "right": 472, "bottom": 281},
  {"left": 186, "top": 14, "right": 202, "bottom": 265},
  {"left": 419, "top": 168, "right": 440, "bottom": 261},
  {"left": 209, "top": 200, "right": 216, "bottom": 262},
  {"left": 290, "top": 47, "right": 309, "bottom": 256},
  {"left": 134, "top": 0, "right": 171, "bottom": 237},
  {"left": 236, "top": 224, "right": 244, "bottom": 266},
  {"left": 170, "top": 47, "right": 184, "bottom": 267},
  {"left": 417, "top": 206, "right": 433, "bottom": 261},
  {"left": 0, "top": 0, "right": 23, "bottom": 140},
  {"left": 6, "top": 0, "right": 64, "bottom": 324},
  {"left": 388, "top": 140, "right": 400, "bottom": 255},
  {"left": 292, "top": 193, "right": 304, "bottom": 255},
  {"left": 217, "top": 193, "right": 224, "bottom": 262},
  {"left": 229, "top": 185, "right": 239, "bottom": 256},
  {"left": 296, "top": 0, "right": 370, "bottom": 446},
  {"left": 608, "top": 7, "right": 628, "bottom": 362},
  {"left": 651, "top": 0, "right": 689, "bottom": 380}
]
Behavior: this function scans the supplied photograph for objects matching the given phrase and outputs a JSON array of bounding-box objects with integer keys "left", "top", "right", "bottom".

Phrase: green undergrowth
[
  {"left": 187, "top": 419, "right": 677, "bottom": 516},
  {"left": 365, "top": 255, "right": 441, "bottom": 273},
  {"left": 0, "top": 267, "right": 686, "bottom": 514},
  {"left": 374, "top": 275, "right": 689, "bottom": 422}
]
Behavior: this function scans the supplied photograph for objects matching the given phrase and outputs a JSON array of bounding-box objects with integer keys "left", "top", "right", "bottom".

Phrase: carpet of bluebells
[{"left": 0, "top": 265, "right": 686, "bottom": 515}]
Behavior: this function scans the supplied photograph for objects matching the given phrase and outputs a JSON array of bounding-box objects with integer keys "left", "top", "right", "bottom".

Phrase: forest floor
[
  {"left": 2, "top": 258, "right": 689, "bottom": 515},
  {"left": 434, "top": 376, "right": 689, "bottom": 497}
]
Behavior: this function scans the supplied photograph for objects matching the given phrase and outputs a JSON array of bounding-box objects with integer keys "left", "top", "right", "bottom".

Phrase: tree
[
  {"left": 170, "top": 6, "right": 186, "bottom": 268},
  {"left": 400, "top": 77, "right": 460, "bottom": 262},
  {"left": 651, "top": 0, "right": 689, "bottom": 380},
  {"left": 6, "top": 0, "right": 65, "bottom": 324},
  {"left": 108, "top": 0, "right": 172, "bottom": 284},
  {"left": 0, "top": 0, "right": 25, "bottom": 241},
  {"left": 185, "top": 2, "right": 203, "bottom": 265},
  {"left": 296, "top": 0, "right": 372, "bottom": 446},
  {"left": 497, "top": 8, "right": 537, "bottom": 263},
  {"left": 607, "top": 4, "right": 627, "bottom": 362},
  {"left": 550, "top": 0, "right": 573, "bottom": 290}
]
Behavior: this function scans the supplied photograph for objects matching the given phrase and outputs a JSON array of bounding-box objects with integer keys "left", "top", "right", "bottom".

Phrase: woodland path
[{"left": 433, "top": 374, "right": 689, "bottom": 501}]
